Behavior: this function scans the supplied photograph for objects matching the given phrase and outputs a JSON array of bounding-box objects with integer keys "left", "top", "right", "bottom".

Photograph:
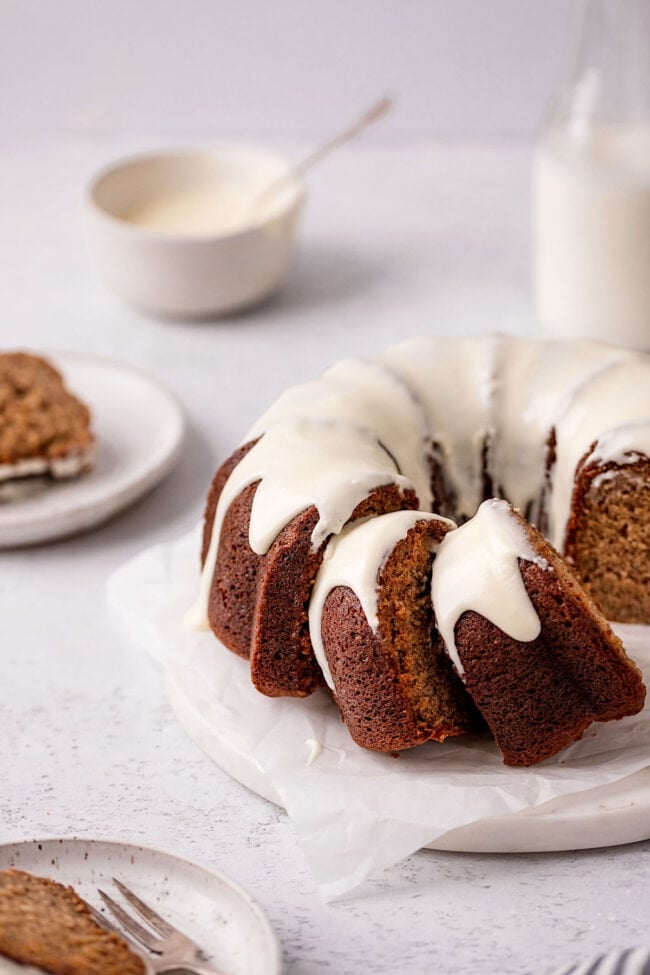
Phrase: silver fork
[{"left": 96, "top": 877, "right": 227, "bottom": 975}]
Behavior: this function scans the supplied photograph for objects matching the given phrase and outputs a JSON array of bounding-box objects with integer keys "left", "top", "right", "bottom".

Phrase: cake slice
[
  {"left": 0, "top": 869, "right": 144, "bottom": 975},
  {"left": 432, "top": 499, "right": 646, "bottom": 766},
  {"left": 543, "top": 355, "right": 650, "bottom": 623},
  {"left": 0, "top": 352, "right": 93, "bottom": 499},
  {"left": 310, "top": 510, "right": 479, "bottom": 750},
  {"left": 564, "top": 449, "right": 650, "bottom": 624},
  {"left": 187, "top": 418, "right": 419, "bottom": 698}
]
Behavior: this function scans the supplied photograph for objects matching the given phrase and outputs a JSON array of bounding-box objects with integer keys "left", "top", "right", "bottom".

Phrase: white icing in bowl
[{"left": 85, "top": 145, "right": 306, "bottom": 319}]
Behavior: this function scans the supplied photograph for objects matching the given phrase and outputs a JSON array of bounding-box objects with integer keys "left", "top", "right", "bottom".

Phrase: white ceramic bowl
[{"left": 85, "top": 146, "right": 306, "bottom": 318}]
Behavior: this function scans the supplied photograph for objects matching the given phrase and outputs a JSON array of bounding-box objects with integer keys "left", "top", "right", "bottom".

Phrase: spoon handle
[
  {"left": 292, "top": 94, "right": 393, "bottom": 179},
  {"left": 252, "top": 95, "right": 393, "bottom": 215}
]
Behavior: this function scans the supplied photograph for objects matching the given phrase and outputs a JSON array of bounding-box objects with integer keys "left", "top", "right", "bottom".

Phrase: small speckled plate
[{"left": 0, "top": 837, "right": 280, "bottom": 975}]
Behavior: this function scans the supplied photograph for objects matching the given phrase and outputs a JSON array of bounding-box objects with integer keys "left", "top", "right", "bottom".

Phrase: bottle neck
[{"left": 567, "top": 0, "right": 650, "bottom": 125}]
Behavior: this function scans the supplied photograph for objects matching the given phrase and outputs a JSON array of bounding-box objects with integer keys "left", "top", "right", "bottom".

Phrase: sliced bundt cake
[
  {"left": 564, "top": 453, "right": 650, "bottom": 624},
  {"left": 309, "top": 510, "right": 479, "bottom": 750},
  {"left": 189, "top": 335, "right": 650, "bottom": 763},
  {"left": 546, "top": 355, "right": 650, "bottom": 623},
  {"left": 432, "top": 499, "right": 646, "bottom": 766}
]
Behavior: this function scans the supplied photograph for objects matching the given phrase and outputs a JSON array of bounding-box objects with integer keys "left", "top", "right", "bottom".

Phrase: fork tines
[
  {"left": 98, "top": 887, "right": 163, "bottom": 953},
  {"left": 112, "top": 878, "right": 175, "bottom": 938}
]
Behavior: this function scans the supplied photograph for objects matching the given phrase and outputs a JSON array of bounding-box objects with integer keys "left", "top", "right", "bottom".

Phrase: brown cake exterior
[
  {"left": 320, "top": 518, "right": 479, "bottom": 750},
  {"left": 564, "top": 455, "right": 650, "bottom": 624},
  {"left": 452, "top": 512, "right": 646, "bottom": 766},
  {"left": 201, "top": 440, "right": 260, "bottom": 658},
  {"left": 0, "top": 352, "right": 93, "bottom": 470},
  {"left": 250, "top": 482, "right": 419, "bottom": 697},
  {"left": 201, "top": 439, "right": 419, "bottom": 696},
  {"left": 0, "top": 869, "right": 144, "bottom": 975}
]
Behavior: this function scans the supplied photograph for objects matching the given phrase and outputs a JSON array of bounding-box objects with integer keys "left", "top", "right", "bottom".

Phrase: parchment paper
[{"left": 108, "top": 528, "right": 650, "bottom": 898}]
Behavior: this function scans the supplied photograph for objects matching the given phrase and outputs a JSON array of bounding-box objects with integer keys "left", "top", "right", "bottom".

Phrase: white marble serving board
[
  {"left": 109, "top": 529, "right": 650, "bottom": 898},
  {"left": 166, "top": 664, "right": 650, "bottom": 855}
]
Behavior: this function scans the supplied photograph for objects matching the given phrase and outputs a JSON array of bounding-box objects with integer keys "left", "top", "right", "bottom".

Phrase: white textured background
[
  {"left": 1, "top": 0, "right": 580, "bottom": 140},
  {"left": 4, "top": 5, "right": 650, "bottom": 975}
]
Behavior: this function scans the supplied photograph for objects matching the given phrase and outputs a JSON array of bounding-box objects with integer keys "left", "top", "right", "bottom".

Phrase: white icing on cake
[
  {"left": 309, "top": 510, "right": 453, "bottom": 689},
  {"left": 189, "top": 335, "right": 650, "bottom": 643},
  {"left": 246, "top": 357, "right": 433, "bottom": 508},
  {"left": 548, "top": 355, "right": 650, "bottom": 549},
  {"left": 381, "top": 336, "right": 498, "bottom": 521},
  {"left": 305, "top": 737, "right": 323, "bottom": 765},
  {"left": 432, "top": 499, "right": 549, "bottom": 676},
  {"left": 186, "top": 419, "right": 414, "bottom": 630},
  {"left": 585, "top": 421, "right": 650, "bottom": 469},
  {"left": 490, "top": 336, "right": 624, "bottom": 520}
]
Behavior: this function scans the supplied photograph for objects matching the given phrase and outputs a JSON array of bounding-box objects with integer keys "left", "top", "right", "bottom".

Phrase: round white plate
[
  {"left": 108, "top": 530, "right": 650, "bottom": 881},
  {"left": 0, "top": 352, "right": 185, "bottom": 547},
  {"left": 0, "top": 837, "right": 280, "bottom": 975},
  {"left": 166, "top": 663, "right": 650, "bottom": 856}
]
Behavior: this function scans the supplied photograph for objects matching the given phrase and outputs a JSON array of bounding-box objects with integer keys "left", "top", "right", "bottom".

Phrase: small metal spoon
[{"left": 245, "top": 94, "right": 394, "bottom": 220}]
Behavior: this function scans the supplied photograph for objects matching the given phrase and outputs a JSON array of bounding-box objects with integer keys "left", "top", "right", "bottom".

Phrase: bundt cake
[
  {"left": 432, "top": 500, "right": 645, "bottom": 766},
  {"left": 187, "top": 334, "right": 650, "bottom": 764},
  {"left": 309, "top": 510, "right": 479, "bottom": 750},
  {"left": 0, "top": 352, "right": 94, "bottom": 500}
]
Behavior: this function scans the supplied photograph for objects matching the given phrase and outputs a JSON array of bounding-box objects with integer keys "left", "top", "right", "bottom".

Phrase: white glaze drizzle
[
  {"left": 548, "top": 354, "right": 650, "bottom": 549},
  {"left": 309, "top": 510, "right": 453, "bottom": 689},
  {"left": 586, "top": 467, "right": 622, "bottom": 497},
  {"left": 490, "top": 336, "right": 624, "bottom": 520},
  {"left": 432, "top": 499, "right": 549, "bottom": 676},
  {"left": 246, "top": 357, "right": 432, "bottom": 508},
  {"left": 380, "top": 335, "right": 498, "bottom": 521},
  {"left": 305, "top": 737, "right": 323, "bottom": 765},
  {"left": 186, "top": 418, "right": 414, "bottom": 630},
  {"left": 585, "top": 420, "right": 650, "bottom": 468},
  {"left": 187, "top": 335, "right": 650, "bottom": 644}
]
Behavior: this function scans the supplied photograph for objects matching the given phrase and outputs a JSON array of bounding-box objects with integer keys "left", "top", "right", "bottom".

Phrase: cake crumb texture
[
  {"left": 0, "top": 869, "right": 145, "bottom": 975},
  {"left": 565, "top": 457, "right": 650, "bottom": 623},
  {"left": 321, "top": 519, "right": 479, "bottom": 750}
]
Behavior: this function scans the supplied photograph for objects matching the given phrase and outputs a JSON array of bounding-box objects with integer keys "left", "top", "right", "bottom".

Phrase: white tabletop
[{"left": 1, "top": 136, "right": 648, "bottom": 975}]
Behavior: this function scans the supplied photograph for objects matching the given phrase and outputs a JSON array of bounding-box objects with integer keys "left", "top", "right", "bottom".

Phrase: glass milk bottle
[{"left": 534, "top": 0, "right": 650, "bottom": 349}]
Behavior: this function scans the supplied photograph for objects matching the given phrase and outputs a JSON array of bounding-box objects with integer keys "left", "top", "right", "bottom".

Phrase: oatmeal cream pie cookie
[{"left": 0, "top": 353, "right": 93, "bottom": 499}]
